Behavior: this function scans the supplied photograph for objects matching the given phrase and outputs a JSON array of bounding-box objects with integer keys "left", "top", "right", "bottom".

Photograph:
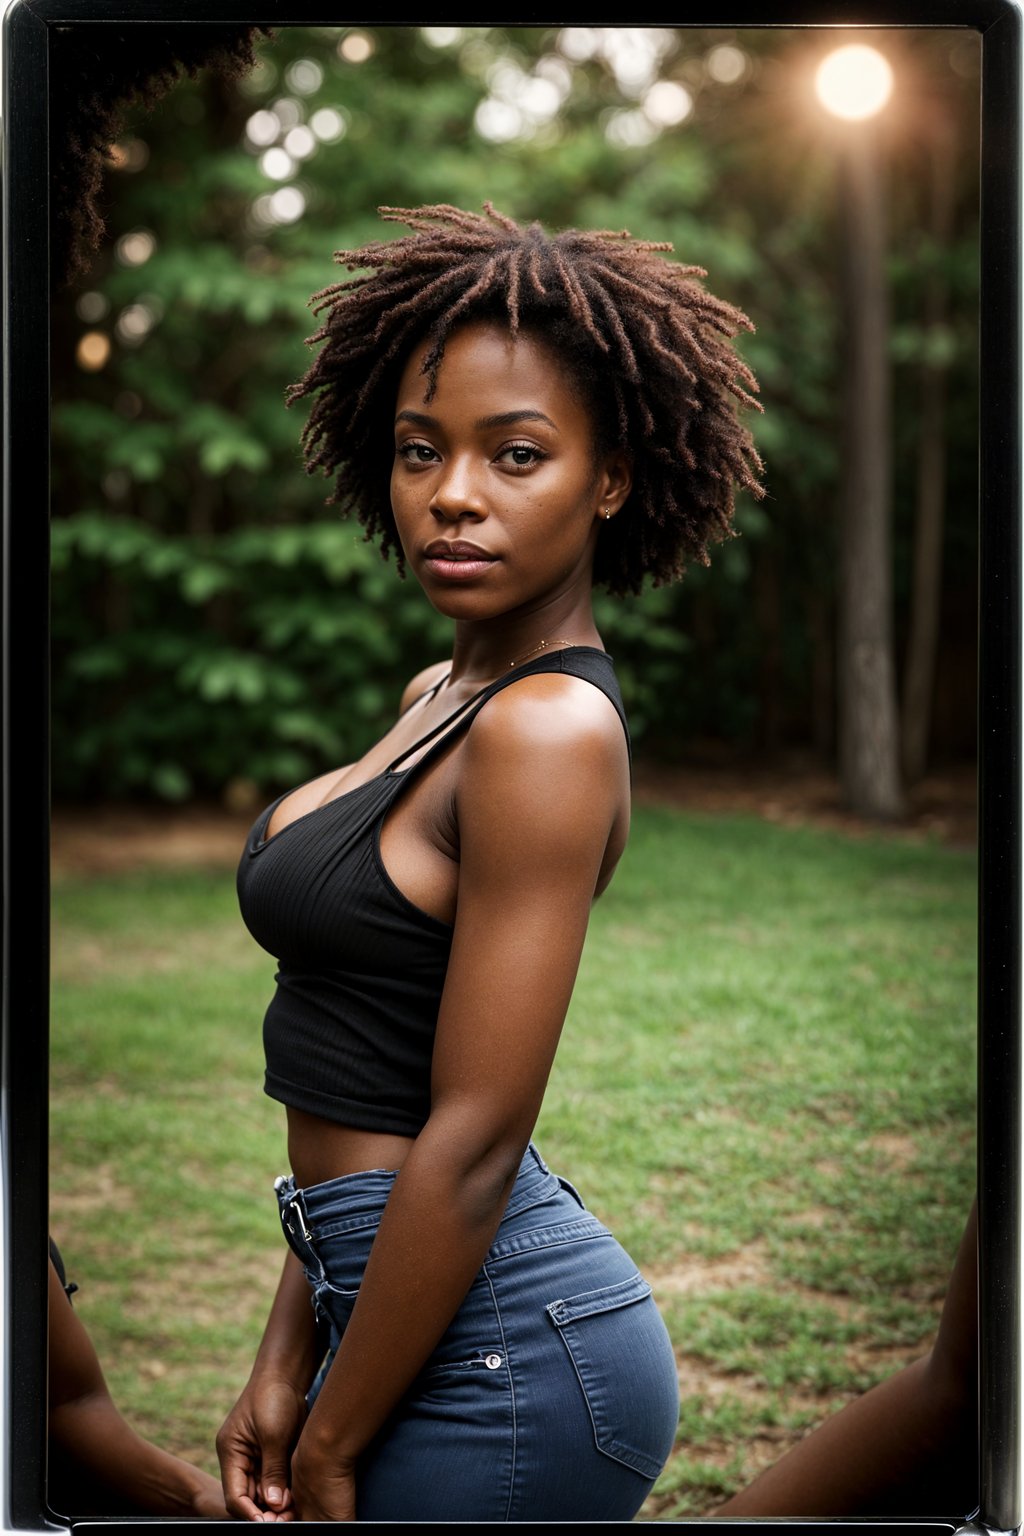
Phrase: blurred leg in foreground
[
  {"left": 47, "top": 1249, "right": 229, "bottom": 1519},
  {"left": 714, "top": 1201, "right": 978, "bottom": 1516}
]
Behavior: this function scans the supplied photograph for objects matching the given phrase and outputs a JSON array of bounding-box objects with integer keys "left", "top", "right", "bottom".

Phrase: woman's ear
[{"left": 595, "top": 453, "right": 633, "bottom": 521}]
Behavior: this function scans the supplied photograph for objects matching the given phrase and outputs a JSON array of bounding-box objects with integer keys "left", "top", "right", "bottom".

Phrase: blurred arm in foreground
[{"left": 715, "top": 1201, "right": 977, "bottom": 1516}]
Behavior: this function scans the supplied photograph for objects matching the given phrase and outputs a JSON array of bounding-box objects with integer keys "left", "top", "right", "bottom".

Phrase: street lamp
[{"left": 817, "top": 42, "right": 904, "bottom": 820}]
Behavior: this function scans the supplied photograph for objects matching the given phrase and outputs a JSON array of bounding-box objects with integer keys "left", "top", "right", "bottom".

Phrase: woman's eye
[
  {"left": 498, "top": 443, "right": 545, "bottom": 468},
  {"left": 398, "top": 442, "right": 438, "bottom": 465}
]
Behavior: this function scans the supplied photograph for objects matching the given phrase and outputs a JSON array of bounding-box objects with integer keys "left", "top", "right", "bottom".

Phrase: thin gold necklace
[{"left": 507, "top": 636, "right": 578, "bottom": 669}]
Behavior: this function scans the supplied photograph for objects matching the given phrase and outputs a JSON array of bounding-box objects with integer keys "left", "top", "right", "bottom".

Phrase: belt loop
[
  {"left": 275, "top": 1177, "right": 327, "bottom": 1281},
  {"left": 288, "top": 1193, "right": 314, "bottom": 1244}
]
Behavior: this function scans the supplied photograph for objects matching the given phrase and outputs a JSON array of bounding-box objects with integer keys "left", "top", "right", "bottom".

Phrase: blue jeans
[{"left": 274, "top": 1144, "right": 679, "bottom": 1522}]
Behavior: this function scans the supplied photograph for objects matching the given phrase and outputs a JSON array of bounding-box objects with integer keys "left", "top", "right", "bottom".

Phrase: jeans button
[{"left": 484, "top": 1353, "right": 502, "bottom": 1370}]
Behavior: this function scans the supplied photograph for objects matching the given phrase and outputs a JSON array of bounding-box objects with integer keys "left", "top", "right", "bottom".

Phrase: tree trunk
[
  {"left": 755, "top": 541, "right": 782, "bottom": 755},
  {"left": 809, "top": 582, "right": 834, "bottom": 762},
  {"left": 901, "top": 122, "right": 955, "bottom": 786},
  {"left": 837, "top": 124, "right": 905, "bottom": 820}
]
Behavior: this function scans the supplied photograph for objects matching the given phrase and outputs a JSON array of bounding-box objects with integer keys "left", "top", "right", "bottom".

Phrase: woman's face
[{"left": 390, "top": 321, "right": 630, "bottom": 624}]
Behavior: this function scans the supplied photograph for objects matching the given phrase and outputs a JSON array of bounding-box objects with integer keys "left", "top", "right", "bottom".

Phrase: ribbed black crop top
[{"left": 237, "top": 647, "right": 629, "bottom": 1135}]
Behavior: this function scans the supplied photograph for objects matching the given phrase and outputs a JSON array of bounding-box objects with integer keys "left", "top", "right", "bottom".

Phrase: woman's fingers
[
  {"left": 217, "top": 1379, "right": 309, "bottom": 1521},
  {"left": 216, "top": 1411, "right": 267, "bottom": 1520},
  {"left": 257, "top": 1478, "right": 293, "bottom": 1514}
]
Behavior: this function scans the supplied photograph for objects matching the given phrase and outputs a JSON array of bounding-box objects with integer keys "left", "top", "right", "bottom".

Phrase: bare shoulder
[
  {"left": 398, "top": 659, "right": 451, "bottom": 716},
  {"left": 460, "top": 670, "right": 629, "bottom": 799}
]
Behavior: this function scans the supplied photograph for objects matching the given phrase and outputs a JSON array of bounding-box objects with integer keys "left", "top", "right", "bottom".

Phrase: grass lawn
[{"left": 49, "top": 804, "right": 977, "bottom": 1518}]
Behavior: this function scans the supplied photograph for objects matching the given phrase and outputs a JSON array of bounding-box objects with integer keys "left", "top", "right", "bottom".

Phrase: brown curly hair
[{"left": 288, "top": 202, "right": 765, "bottom": 596}]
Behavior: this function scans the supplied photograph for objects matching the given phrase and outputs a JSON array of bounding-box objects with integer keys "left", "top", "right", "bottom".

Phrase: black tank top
[{"left": 237, "top": 647, "right": 629, "bottom": 1135}]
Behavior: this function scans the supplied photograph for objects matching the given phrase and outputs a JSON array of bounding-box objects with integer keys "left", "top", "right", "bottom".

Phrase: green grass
[{"left": 49, "top": 806, "right": 976, "bottom": 1516}]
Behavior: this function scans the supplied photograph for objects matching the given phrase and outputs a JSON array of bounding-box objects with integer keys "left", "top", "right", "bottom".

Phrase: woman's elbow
[{"left": 420, "top": 1107, "right": 532, "bottom": 1219}]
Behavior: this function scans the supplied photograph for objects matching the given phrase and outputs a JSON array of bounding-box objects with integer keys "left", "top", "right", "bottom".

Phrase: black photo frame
[{"left": 2, "top": 3, "right": 1019, "bottom": 1531}]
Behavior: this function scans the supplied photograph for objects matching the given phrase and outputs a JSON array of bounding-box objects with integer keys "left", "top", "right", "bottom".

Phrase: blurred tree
[
  {"left": 901, "top": 113, "right": 957, "bottom": 787},
  {"left": 837, "top": 120, "right": 905, "bottom": 821}
]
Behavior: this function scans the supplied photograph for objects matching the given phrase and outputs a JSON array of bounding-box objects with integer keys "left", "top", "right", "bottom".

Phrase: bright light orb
[
  {"left": 285, "top": 58, "right": 324, "bottom": 95},
  {"left": 261, "top": 147, "right": 295, "bottom": 181},
  {"left": 284, "top": 125, "right": 317, "bottom": 160},
  {"left": 246, "top": 110, "right": 281, "bottom": 148},
  {"left": 474, "top": 97, "right": 524, "bottom": 144},
  {"left": 269, "top": 186, "right": 306, "bottom": 224},
  {"left": 339, "top": 31, "right": 374, "bottom": 64},
  {"left": 116, "top": 304, "right": 157, "bottom": 345},
  {"left": 76, "top": 332, "right": 111, "bottom": 371},
  {"left": 422, "top": 26, "right": 462, "bottom": 48},
  {"left": 706, "top": 44, "right": 746, "bottom": 84},
  {"left": 310, "top": 107, "right": 347, "bottom": 143},
  {"left": 643, "top": 79, "right": 693, "bottom": 127},
  {"left": 815, "top": 44, "right": 893, "bottom": 121},
  {"left": 116, "top": 229, "right": 156, "bottom": 267}
]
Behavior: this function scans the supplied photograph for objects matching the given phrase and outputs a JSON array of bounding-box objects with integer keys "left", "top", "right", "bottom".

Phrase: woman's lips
[
  {"left": 423, "top": 555, "right": 497, "bottom": 580},
  {"left": 422, "top": 542, "right": 498, "bottom": 581}
]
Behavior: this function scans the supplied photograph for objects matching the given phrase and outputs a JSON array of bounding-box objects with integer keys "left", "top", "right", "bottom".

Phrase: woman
[
  {"left": 47, "top": 1243, "right": 228, "bottom": 1520},
  {"left": 713, "top": 1202, "right": 978, "bottom": 1516},
  {"left": 217, "top": 203, "right": 763, "bottom": 1523}
]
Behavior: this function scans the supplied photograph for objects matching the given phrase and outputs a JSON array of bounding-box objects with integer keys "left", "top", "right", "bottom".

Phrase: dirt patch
[
  {"left": 51, "top": 765, "right": 976, "bottom": 878},
  {"left": 648, "top": 1240, "right": 775, "bottom": 1296},
  {"left": 844, "top": 1328, "right": 939, "bottom": 1379},
  {"left": 52, "top": 806, "right": 254, "bottom": 878},
  {"left": 867, "top": 1132, "right": 920, "bottom": 1170},
  {"left": 50, "top": 1160, "right": 137, "bottom": 1217},
  {"left": 631, "top": 762, "right": 976, "bottom": 849},
  {"left": 781, "top": 1205, "right": 832, "bottom": 1230},
  {"left": 648, "top": 1247, "right": 865, "bottom": 1326}
]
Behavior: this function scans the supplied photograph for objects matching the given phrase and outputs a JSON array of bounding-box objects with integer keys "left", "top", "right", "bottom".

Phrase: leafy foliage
[{"left": 50, "top": 25, "right": 980, "bottom": 799}]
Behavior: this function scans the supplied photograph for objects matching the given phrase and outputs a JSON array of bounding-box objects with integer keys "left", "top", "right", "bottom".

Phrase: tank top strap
[
  {"left": 384, "top": 647, "right": 629, "bottom": 780},
  {"left": 385, "top": 676, "right": 498, "bottom": 772}
]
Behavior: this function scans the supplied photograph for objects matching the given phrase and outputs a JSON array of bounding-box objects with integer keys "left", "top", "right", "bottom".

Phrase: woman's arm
[
  {"left": 216, "top": 1249, "right": 326, "bottom": 1521},
  {"left": 712, "top": 1202, "right": 978, "bottom": 1516},
  {"left": 289, "top": 675, "right": 629, "bottom": 1520},
  {"left": 48, "top": 1260, "right": 228, "bottom": 1518}
]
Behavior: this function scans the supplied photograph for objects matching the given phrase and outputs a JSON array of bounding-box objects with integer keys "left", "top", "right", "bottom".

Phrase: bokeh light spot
[
  {"left": 644, "top": 79, "right": 693, "bottom": 126},
  {"left": 339, "top": 32, "right": 374, "bottom": 64},
  {"left": 75, "top": 291, "right": 109, "bottom": 323},
  {"left": 77, "top": 332, "right": 111, "bottom": 371},
  {"left": 706, "top": 44, "right": 747, "bottom": 84},
  {"left": 284, "top": 125, "right": 317, "bottom": 159},
  {"left": 261, "top": 147, "right": 295, "bottom": 181},
  {"left": 285, "top": 58, "right": 324, "bottom": 95},
  {"left": 269, "top": 186, "right": 306, "bottom": 224},
  {"left": 115, "top": 229, "right": 156, "bottom": 267},
  {"left": 605, "top": 108, "right": 659, "bottom": 148},
  {"left": 310, "top": 107, "right": 347, "bottom": 143},
  {"left": 245, "top": 110, "right": 281, "bottom": 148},
  {"left": 815, "top": 44, "right": 894, "bottom": 121},
  {"left": 422, "top": 27, "right": 462, "bottom": 47}
]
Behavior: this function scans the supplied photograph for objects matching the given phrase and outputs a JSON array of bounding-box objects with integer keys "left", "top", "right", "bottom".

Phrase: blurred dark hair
[{"left": 49, "top": 24, "right": 273, "bottom": 288}]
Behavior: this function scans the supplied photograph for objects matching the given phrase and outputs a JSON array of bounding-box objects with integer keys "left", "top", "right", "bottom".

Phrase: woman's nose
[{"left": 428, "top": 456, "right": 487, "bottom": 522}]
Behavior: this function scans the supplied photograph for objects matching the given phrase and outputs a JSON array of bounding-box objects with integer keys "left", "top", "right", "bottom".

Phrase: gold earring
[{"left": 602, "top": 507, "right": 612, "bottom": 520}]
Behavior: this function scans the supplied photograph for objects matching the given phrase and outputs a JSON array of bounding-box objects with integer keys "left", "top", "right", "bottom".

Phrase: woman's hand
[
  {"left": 290, "top": 1440, "right": 358, "bottom": 1522},
  {"left": 216, "top": 1374, "right": 307, "bottom": 1522}
]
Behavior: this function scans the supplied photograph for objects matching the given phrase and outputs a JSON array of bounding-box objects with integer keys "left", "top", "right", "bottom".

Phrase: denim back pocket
[{"left": 546, "top": 1271, "right": 679, "bottom": 1480}]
